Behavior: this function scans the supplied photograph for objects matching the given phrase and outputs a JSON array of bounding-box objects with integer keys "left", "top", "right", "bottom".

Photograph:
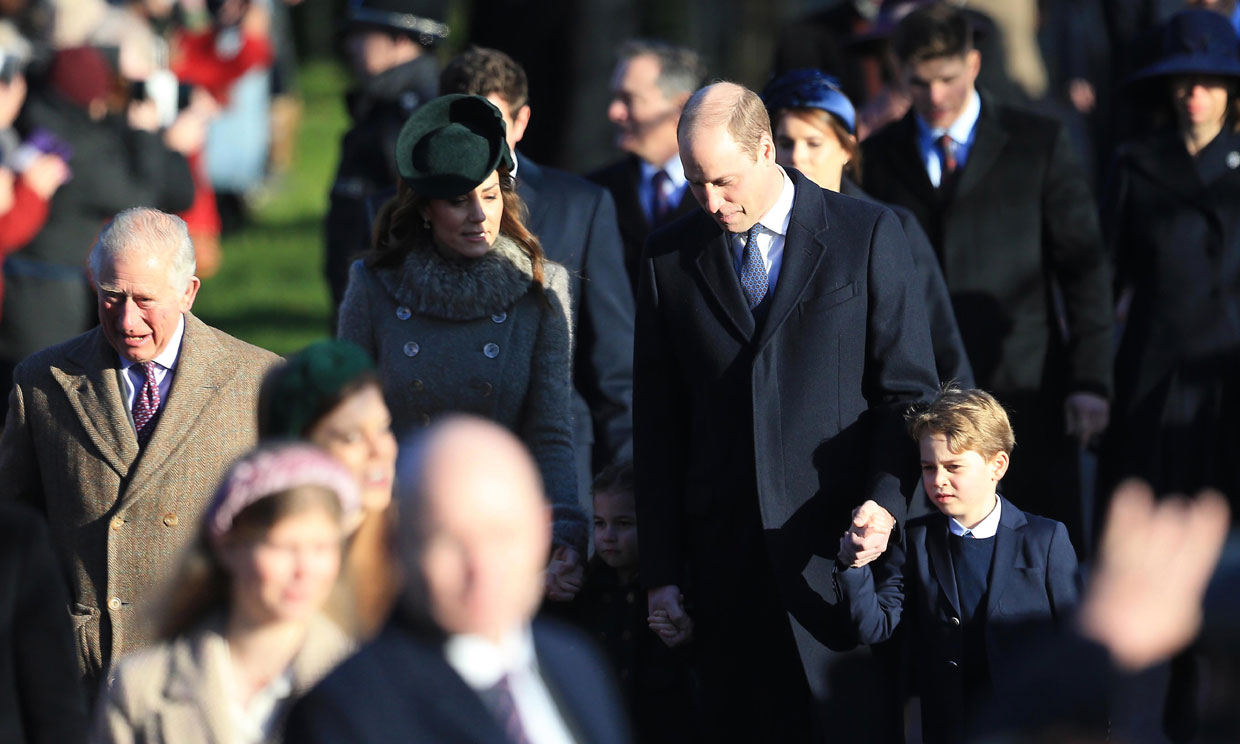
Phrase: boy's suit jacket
[{"left": 836, "top": 496, "right": 1079, "bottom": 742}]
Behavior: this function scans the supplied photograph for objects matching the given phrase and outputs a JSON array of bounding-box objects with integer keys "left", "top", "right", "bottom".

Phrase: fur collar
[{"left": 374, "top": 235, "right": 538, "bottom": 321}]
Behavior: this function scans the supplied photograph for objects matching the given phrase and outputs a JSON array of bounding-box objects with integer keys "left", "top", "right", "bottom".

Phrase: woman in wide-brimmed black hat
[
  {"left": 1098, "top": 8, "right": 1240, "bottom": 521},
  {"left": 335, "top": 94, "right": 586, "bottom": 599}
]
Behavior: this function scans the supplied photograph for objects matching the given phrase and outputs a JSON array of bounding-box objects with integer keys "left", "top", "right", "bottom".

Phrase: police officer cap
[
  {"left": 345, "top": 0, "right": 450, "bottom": 45},
  {"left": 394, "top": 94, "right": 514, "bottom": 199},
  {"left": 761, "top": 68, "right": 857, "bottom": 135}
]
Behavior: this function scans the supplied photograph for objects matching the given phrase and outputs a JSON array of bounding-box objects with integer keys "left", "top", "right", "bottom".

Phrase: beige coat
[
  {"left": 92, "top": 614, "right": 354, "bottom": 744},
  {"left": 0, "top": 313, "right": 280, "bottom": 685}
]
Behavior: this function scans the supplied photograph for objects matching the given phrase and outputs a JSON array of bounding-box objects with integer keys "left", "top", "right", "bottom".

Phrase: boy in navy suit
[{"left": 835, "top": 387, "right": 1080, "bottom": 742}]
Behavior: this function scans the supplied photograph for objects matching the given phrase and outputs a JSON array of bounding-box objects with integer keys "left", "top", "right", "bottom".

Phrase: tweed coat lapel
[
  {"left": 754, "top": 170, "right": 829, "bottom": 353},
  {"left": 951, "top": 97, "right": 1010, "bottom": 201},
  {"left": 925, "top": 517, "right": 962, "bottom": 618},
  {"left": 50, "top": 328, "right": 139, "bottom": 479},
  {"left": 692, "top": 222, "right": 756, "bottom": 341},
  {"left": 124, "top": 314, "right": 233, "bottom": 502},
  {"left": 985, "top": 496, "right": 1028, "bottom": 619},
  {"left": 159, "top": 626, "right": 231, "bottom": 744}
]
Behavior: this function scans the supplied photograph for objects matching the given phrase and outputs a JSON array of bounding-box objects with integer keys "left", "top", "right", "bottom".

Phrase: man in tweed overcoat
[{"left": 0, "top": 208, "right": 279, "bottom": 692}]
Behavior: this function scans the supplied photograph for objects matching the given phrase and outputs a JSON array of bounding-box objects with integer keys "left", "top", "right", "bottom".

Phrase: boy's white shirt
[{"left": 948, "top": 496, "right": 1002, "bottom": 539}]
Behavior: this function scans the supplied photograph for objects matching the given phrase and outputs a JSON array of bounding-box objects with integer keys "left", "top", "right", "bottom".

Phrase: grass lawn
[{"left": 192, "top": 61, "right": 350, "bottom": 356}]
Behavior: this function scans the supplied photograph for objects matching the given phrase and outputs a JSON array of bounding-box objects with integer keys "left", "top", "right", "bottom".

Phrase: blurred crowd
[{"left": 0, "top": 0, "right": 1238, "bottom": 743}]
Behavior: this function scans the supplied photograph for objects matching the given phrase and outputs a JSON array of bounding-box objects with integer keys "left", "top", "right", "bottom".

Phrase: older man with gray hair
[
  {"left": 286, "top": 415, "right": 631, "bottom": 744},
  {"left": 0, "top": 206, "right": 279, "bottom": 692}
]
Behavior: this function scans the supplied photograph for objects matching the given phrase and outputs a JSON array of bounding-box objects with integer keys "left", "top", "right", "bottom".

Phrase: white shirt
[
  {"left": 915, "top": 89, "right": 981, "bottom": 188},
  {"left": 444, "top": 627, "right": 577, "bottom": 744},
  {"left": 638, "top": 154, "right": 688, "bottom": 223},
  {"left": 119, "top": 314, "right": 185, "bottom": 417},
  {"left": 948, "top": 495, "right": 1002, "bottom": 539},
  {"left": 731, "top": 167, "right": 795, "bottom": 294}
]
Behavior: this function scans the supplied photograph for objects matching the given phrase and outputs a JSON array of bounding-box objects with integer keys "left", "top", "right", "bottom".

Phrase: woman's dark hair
[
  {"left": 367, "top": 166, "right": 547, "bottom": 286},
  {"left": 157, "top": 485, "right": 343, "bottom": 640}
]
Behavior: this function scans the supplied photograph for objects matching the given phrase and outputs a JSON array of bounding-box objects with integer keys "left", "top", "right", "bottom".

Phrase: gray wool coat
[{"left": 337, "top": 235, "right": 585, "bottom": 552}]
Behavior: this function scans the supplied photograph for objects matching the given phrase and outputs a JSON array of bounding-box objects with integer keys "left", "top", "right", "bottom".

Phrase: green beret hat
[
  {"left": 259, "top": 340, "right": 378, "bottom": 439},
  {"left": 394, "top": 94, "right": 515, "bottom": 198}
]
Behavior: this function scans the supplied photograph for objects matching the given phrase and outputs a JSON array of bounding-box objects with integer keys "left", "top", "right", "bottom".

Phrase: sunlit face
[
  {"left": 346, "top": 30, "right": 416, "bottom": 78},
  {"left": 419, "top": 447, "right": 550, "bottom": 642},
  {"left": 592, "top": 489, "right": 638, "bottom": 576},
  {"left": 681, "top": 123, "right": 782, "bottom": 233},
  {"left": 1172, "top": 74, "right": 1232, "bottom": 131},
  {"left": 608, "top": 54, "right": 684, "bottom": 165},
  {"left": 308, "top": 384, "right": 397, "bottom": 514},
  {"left": 919, "top": 433, "right": 1008, "bottom": 530},
  {"left": 220, "top": 505, "right": 344, "bottom": 625},
  {"left": 95, "top": 250, "right": 199, "bottom": 363},
  {"left": 422, "top": 170, "right": 504, "bottom": 260},
  {"left": 774, "top": 112, "right": 853, "bottom": 192},
  {"left": 905, "top": 51, "right": 981, "bottom": 131}
]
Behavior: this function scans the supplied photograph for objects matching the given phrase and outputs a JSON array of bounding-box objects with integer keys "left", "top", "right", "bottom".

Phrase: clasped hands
[{"left": 836, "top": 500, "right": 897, "bottom": 568}]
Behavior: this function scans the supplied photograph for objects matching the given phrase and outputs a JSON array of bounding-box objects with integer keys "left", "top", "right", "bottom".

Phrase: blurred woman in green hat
[{"left": 337, "top": 94, "right": 585, "bottom": 599}]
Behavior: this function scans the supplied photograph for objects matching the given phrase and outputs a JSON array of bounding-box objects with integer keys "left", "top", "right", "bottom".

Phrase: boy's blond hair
[{"left": 906, "top": 387, "right": 1015, "bottom": 459}]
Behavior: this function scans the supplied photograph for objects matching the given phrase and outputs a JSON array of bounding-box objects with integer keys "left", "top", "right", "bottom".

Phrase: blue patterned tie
[{"left": 738, "top": 225, "right": 767, "bottom": 309}]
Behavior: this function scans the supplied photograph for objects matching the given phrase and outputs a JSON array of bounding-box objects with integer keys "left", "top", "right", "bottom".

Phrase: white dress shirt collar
[
  {"left": 118, "top": 314, "right": 185, "bottom": 414},
  {"left": 948, "top": 495, "right": 1002, "bottom": 539},
  {"left": 756, "top": 166, "right": 795, "bottom": 238},
  {"left": 639, "top": 153, "right": 686, "bottom": 189}
]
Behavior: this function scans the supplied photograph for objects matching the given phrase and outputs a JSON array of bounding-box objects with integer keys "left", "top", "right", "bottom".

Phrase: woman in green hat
[{"left": 337, "top": 94, "right": 585, "bottom": 598}]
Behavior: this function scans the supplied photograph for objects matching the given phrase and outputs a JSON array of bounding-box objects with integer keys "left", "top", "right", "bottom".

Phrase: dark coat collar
[
  {"left": 923, "top": 495, "right": 1029, "bottom": 618},
  {"left": 690, "top": 167, "right": 830, "bottom": 348}
]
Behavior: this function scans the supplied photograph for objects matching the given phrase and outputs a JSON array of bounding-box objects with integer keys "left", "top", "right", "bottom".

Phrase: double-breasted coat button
[
  {"left": 491, "top": 311, "right": 507, "bottom": 323},
  {"left": 404, "top": 342, "right": 420, "bottom": 357},
  {"left": 949, "top": 616, "right": 961, "bottom": 627},
  {"left": 483, "top": 342, "right": 500, "bottom": 358},
  {"left": 396, "top": 306, "right": 412, "bottom": 320},
  {"left": 108, "top": 597, "right": 122, "bottom": 610},
  {"left": 412, "top": 378, "right": 424, "bottom": 391},
  {"left": 110, "top": 516, "right": 124, "bottom": 531},
  {"left": 478, "top": 382, "right": 493, "bottom": 397},
  {"left": 163, "top": 513, "right": 179, "bottom": 527},
  {"left": 417, "top": 413, "right": 431, "bottom": 427},
  {"left": 947, "top": 660, "right": 959, "bottom": 669}
]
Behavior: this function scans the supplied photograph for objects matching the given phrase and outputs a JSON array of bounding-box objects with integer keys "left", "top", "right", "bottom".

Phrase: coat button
[
  {"left": 108, "top": 597, "right": 122, "bottom": 610},
  {"left": 483, "top": 342, "right": 499, "bottom": 358},
  {"left": 949, "top": 616, "right": 961, "bottom": 627},
  {"left": 947, "top": 660, "right": 959, "bottom": 669},
  {"left": 163, "top": 513, "right": 179, "bottom": 527},
  {"left": 396, "top": 306, "right": 412, "bottom": 320},
  {"left": 412, "top": 378, "right": 424, "bottom": 391},
  {"left": 404, "top": 342, "right": 420, "bottom": 357},
  {"left": 110, "top": 516, "right": 124, "bottom": 531},
  {"left": 478, "top": 382, "right": 493, "bottom": 397},
  {"left": 417, "top": 413, "right": 431, "bottom": 427},
  {"left": 491, "top": 311, "right": 507, "bottom": 323}
]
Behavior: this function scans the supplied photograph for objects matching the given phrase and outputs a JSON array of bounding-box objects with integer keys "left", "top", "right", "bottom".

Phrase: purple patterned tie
[
  {"left": 738, "top": 225, "right": 767, "bottom": 309},
  {"left": 650, "top": 168, "right": 671, "bottom": 225},
  {"left": 132, "top": 361, "right": 161, "bottom": 446},
  {"left": 483, "top": 675, "right": 531, "bottom": 744}
]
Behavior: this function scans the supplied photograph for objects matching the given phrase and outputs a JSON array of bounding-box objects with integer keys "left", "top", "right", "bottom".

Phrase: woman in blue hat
[
  {"left": 336, "top": 94, "right": 586, "bottom": 597},
  {"left": 762, "top": 68, "right": 974, "bottom": 389},
  {"left": 1098, "top": 9, "right": 1240, "bottom": 514}
]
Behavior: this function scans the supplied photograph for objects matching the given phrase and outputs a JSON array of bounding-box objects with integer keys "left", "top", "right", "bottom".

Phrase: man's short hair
[
  {"left": 906, "top": 386, "right": 1015, "bottom": 460},
  {"left": 678, "top": 82, "right": 772, "bottom": 160},
  {"left": 90, "top": 208, "right": 196, "bottom": 292},
  {"left": 618, "top": 39, "right": 706, "bottom": 99},
  {"left": 892, "top": 2, "right": 975, "bottom": 65},
  {"left": 439, "top": 46, "right": 529, "bottom": 112}
]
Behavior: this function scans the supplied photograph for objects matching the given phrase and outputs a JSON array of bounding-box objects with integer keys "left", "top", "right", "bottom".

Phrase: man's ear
[
  {"left": 181, "top": 275, "right": 201, "bottom": 313},
  {"left": 966, "top": 48, "right": 982, "bottom": 82},
  {"left": 510, "top": 104, "right": 531, "bottom": 146}
]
